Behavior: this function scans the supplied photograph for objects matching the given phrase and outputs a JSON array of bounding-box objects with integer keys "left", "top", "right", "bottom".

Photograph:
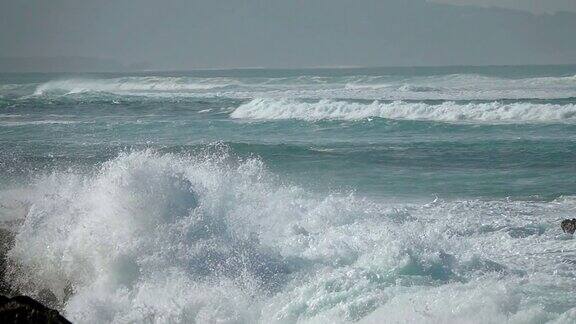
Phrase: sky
[{"left": 1, "top": 0, "right": 575, "bottom": 71}]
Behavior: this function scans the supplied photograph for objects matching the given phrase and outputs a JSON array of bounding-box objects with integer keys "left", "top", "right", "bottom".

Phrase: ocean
[{"left": 1, "top": 65, "right": 576, "bottom": 323}]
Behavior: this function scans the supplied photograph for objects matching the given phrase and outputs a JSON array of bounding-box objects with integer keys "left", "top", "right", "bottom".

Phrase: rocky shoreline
[{"left": 0, "top": 295, "right": 71, "bottom": 323}]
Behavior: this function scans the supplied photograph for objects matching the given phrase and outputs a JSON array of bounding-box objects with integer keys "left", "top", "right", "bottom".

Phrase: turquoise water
[{"left": 1, "top": 66, "right": 576, "bottom": 323}]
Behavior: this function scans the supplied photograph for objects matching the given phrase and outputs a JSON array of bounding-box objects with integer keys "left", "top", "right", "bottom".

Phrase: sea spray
[
  {"left": 4, "top": 149, "right": 576, "bottom": 323},
  {"left": 6, "top": 149, "right": 282, "bottom": 322}
]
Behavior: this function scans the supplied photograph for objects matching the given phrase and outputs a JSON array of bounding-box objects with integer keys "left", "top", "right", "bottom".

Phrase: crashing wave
[
  {"left": 231, "top": 98, "right": 576, "bottom": 124},
  {"left": 2, "top": 149, "right": 575, "bottom": 322}
]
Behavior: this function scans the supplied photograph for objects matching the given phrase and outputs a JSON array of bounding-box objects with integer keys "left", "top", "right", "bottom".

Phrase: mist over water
[{"left": 1, "top": 66, "right": 576, "bottom": 323}]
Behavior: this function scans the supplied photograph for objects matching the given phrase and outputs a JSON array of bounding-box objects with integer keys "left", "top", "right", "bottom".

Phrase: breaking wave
[
  {"left": 33, "top": 77, "right": 239, "bottom": 95},
  {"left": 231, "top": 98, "right": 576, "bottom": 124},
  {"left": 20, "top": 73, "right": 576, "bottom": 100},
  {"left": 3, "top": 149, "right": 576, "bottom": 323}
]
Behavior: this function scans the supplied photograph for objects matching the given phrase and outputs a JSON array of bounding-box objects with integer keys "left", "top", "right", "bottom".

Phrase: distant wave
[
  {"left": 231, "top": 98, "right": 576, "bottom": 124},
  {"left": 344, "top": 82, "right": 442, "bottom": 92},
  {"left": 21, "top": 73, "right": 576, "bottom": 100},
  {"left": 0, "top": 120, "right": 82, "bottom": 127},
  {"left": 33, "top": 77, "right": 239, "bottom": 95}
]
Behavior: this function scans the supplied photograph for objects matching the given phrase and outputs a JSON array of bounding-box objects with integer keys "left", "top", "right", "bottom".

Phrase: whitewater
[
  {"left": 1, "top": 65, "right": 576, "bottom": 323},
  {"left": 231, "top": 98, "right": 576, "bottom": 123}
]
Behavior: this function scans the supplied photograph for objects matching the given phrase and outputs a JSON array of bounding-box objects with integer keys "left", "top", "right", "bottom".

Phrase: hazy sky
[{"left": 1, "top": 0, "right": 575, "bottom": 71}]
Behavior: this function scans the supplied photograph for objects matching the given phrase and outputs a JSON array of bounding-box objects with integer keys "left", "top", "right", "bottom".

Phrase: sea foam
[
  {"left": 231, "top": 98, "right": 576, "bottom": 124},
  {"left": 33, "top": 77, "right": 238, "bottom": 96},
  {"left": 4, "top": 149, "right": 576, "bottom": 323},
  {"left": 25, "top": 73, "right": 576, "bottom": 100}
]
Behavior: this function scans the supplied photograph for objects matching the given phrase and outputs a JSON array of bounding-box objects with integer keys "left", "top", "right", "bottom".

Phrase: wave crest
[
  {"left": 231, "top": 98, "right": 576, "bottom": 124},
  {"left": 20, "top": 73, "right": 576, "bottom": 100},
  {"left": 33, "top": 77, "right": 237, "bottom": 95}
]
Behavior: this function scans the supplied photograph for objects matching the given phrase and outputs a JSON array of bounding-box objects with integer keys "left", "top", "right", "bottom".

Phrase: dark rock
[
  {"left": 561, "top": 219, "right": 576, "bottom": 234},
  {"left": 0, "top": 295, "right": 71, "bottom": 323}
]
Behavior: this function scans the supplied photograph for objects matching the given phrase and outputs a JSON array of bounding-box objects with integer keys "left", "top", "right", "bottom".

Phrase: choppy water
[{"left": 1, "top": 66, "right": 576, "bottom": 323}]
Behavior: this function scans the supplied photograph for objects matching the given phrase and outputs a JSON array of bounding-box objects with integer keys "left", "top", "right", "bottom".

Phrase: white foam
[
  {"left": 360, "top": 279, "right": 553, "bottom": 324},
  {"left": 0, "top": 120, "right": 80, "bottom": 126},
  {"left": 231, "top": 98, "right": 576, "bottom": 124},
  {"left": 22, "top": 73, "right": 576, "bottom": 100},
  {"left": 5, "top": 150, "right": 576, "bottom": 323},
  {"left": 33, "top": 77, "right": 239, "bottom": 96}
]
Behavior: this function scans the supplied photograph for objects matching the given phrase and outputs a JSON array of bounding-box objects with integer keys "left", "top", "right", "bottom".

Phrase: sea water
[{"left": 1, "top": 65, "right": 576, "bottom": 323}]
